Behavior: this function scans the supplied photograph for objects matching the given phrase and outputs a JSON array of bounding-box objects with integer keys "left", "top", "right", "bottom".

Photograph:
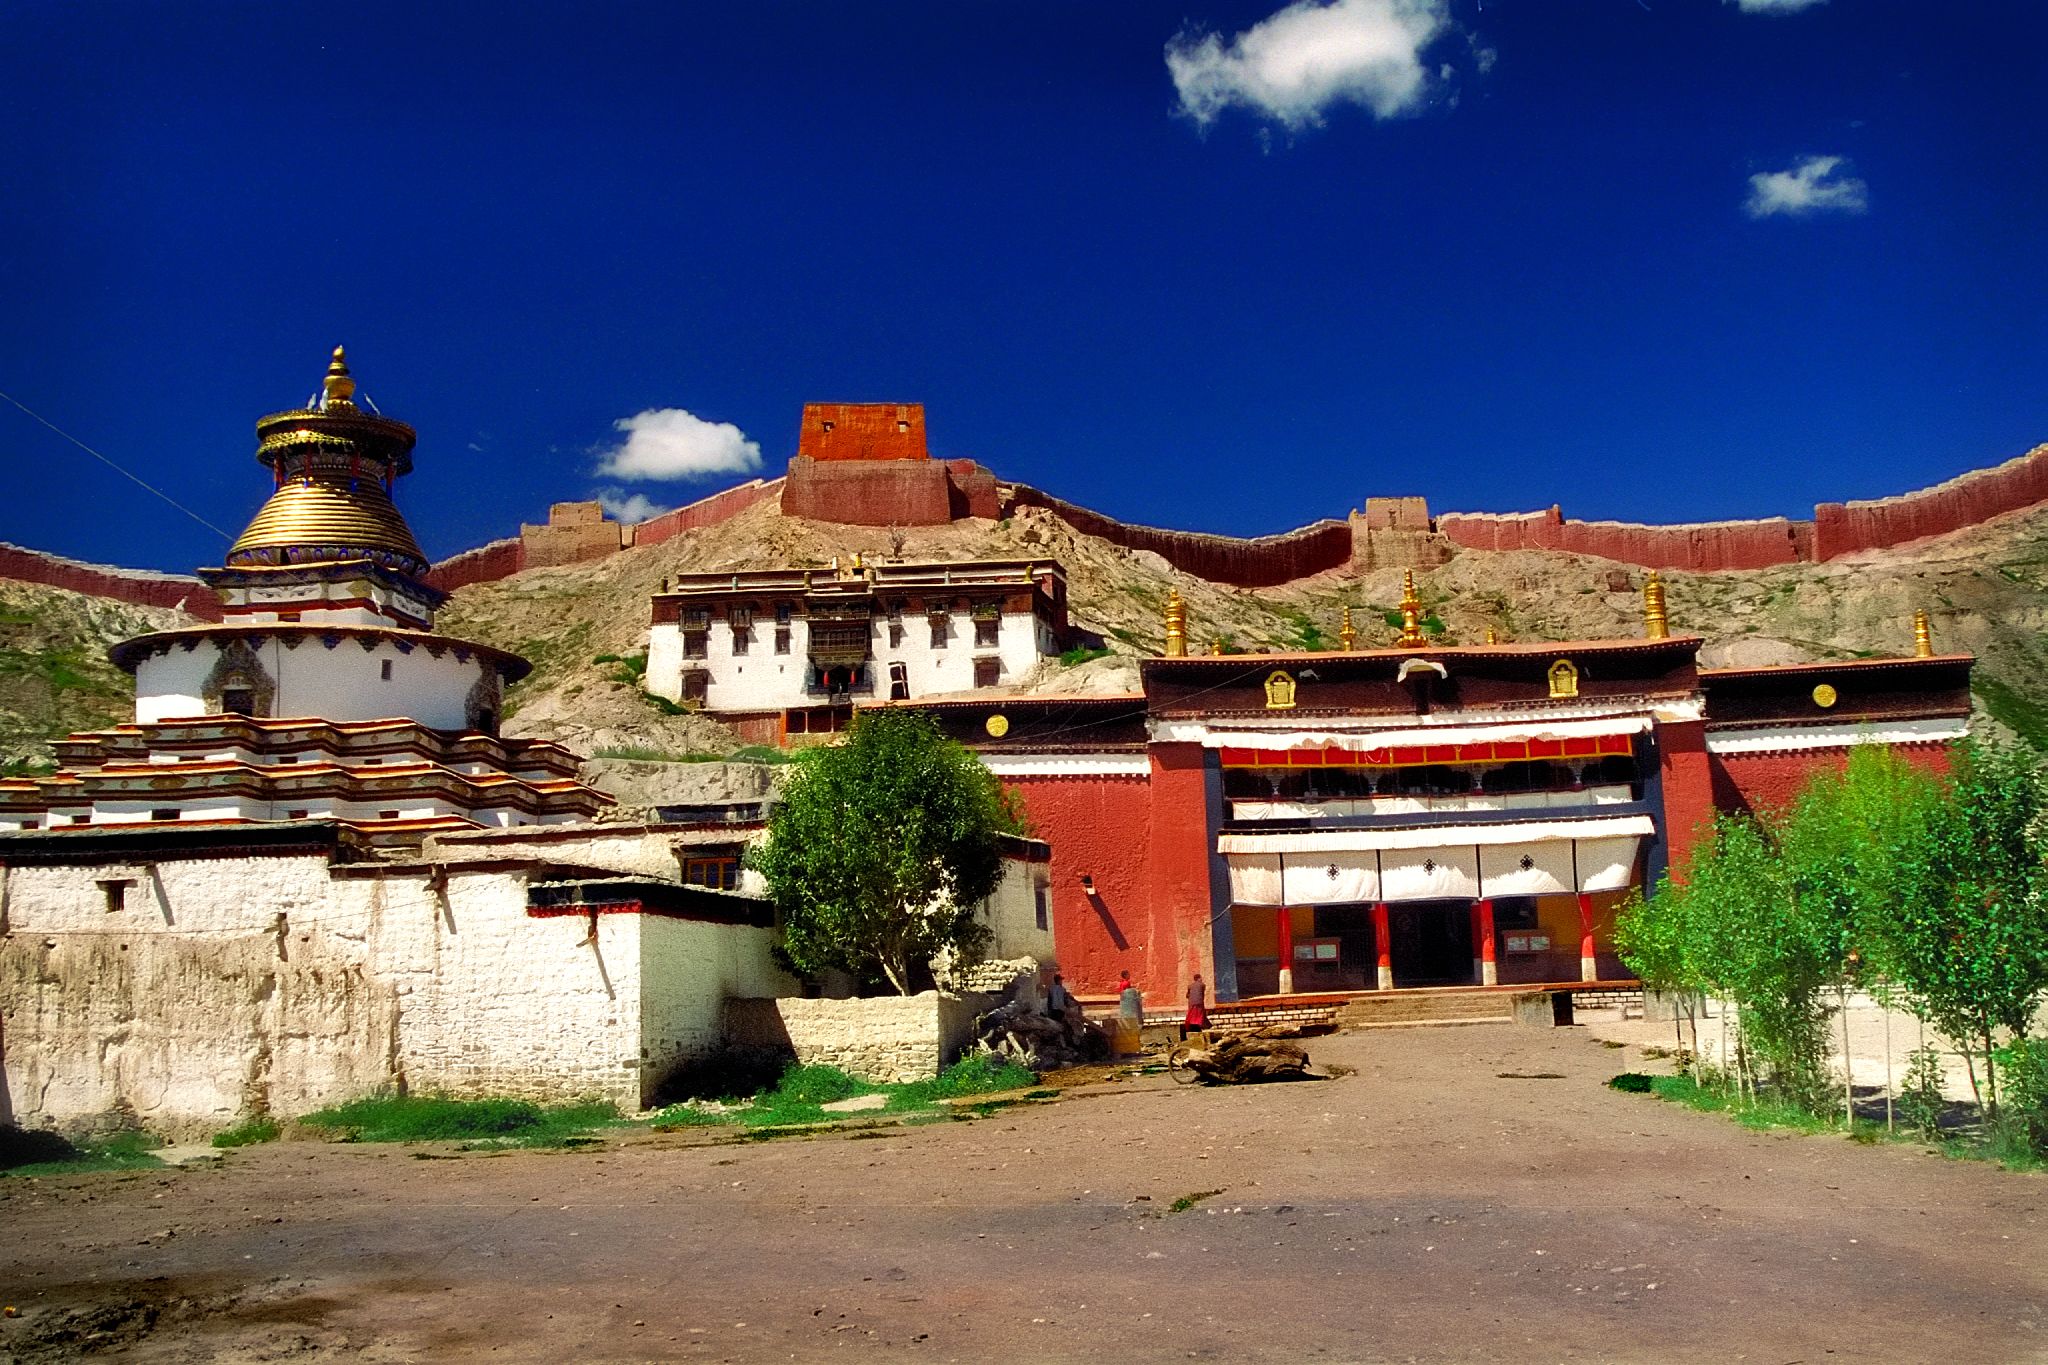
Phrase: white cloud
[
  {"left": 1166, "top": 0, "right": 1453, "bottom": 131},
  {"left": 1728, "top": 0, "right": 1826, "bottom": 12},
  {"left": 595, "top": 489, "right": 669, "bottom": 524},
  {"left": 1745, "top": 155, "right": 1869, "bottom": 218},
  {"left": 596, "top": 407, "right": 763, "bottom": 482}
]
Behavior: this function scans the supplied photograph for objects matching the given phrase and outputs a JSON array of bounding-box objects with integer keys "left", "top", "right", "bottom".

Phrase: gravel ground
[{"left": 1, "top": 1024, "right": 2042, "bottom": 1364}]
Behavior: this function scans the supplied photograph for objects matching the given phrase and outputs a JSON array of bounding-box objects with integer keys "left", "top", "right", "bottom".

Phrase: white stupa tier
[{"left": 0, "top": 348, "right": 610, "bottom": 840}]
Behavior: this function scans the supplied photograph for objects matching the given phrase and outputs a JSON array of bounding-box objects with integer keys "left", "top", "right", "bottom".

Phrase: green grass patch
[
  {"left": 1060, "top": 645, "right": 1113, "bottom": 667},
  {"left": 1, "top": 1128, "right": 165, "bottom": 1177},
  {"left": 668, "top": 1057, "right": 1043, "bottom": 1133},
  {"left": 646, "top": 1104, "right": 739, "bottom": 1130},
  {"left": 1168, "top": 1189, "right": 1224, "bottom": 1213},
  {"left": 211, "top": 1117, "right": 281, "bottom": 1149},
  {"left": 297, "top": 1096, "right": 622, "bottom": 1149},
  {"left": 1973, "top": 676, "right": 2048, "bottom": 751},
  {"left": 730, "top": 744, "right": 791, "bottom": 764}
]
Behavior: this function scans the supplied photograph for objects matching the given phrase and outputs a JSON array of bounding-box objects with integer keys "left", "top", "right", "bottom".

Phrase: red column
[
  {"left": 1476, "top": 898, "right": 1498, "bottom": 986},
  {"left": 1578, "top": 891, "right": 1598, "bottom": 983},
  {"left": 1372, "top": 901, "right": 1392, "bottom": 991},
  {"left": 1275, "top": 904, "right": 1295, "bottom": 996}
]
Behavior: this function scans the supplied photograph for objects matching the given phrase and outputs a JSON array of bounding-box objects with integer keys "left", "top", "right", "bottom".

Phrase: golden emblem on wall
[
  {"left": 1264, "top": 670, "right": 1297, "bottom": 710},
  {"left": 1812, "top": 684, "right": 1838, "bottom": 709},
  {"left": 1547, "top": 659, "right": 1579, "bottom": 699},
  {"left": 985, "top": 714, "right": 1010, "bottom": 737}
]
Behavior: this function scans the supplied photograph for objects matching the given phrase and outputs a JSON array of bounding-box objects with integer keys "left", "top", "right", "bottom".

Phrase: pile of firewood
[
  {"left": 1175, "top": 1032, "right": 1315, "bottom": 1083},
  {"left": 972, "top": 997, "right": 1108, "bottom": 1070}
]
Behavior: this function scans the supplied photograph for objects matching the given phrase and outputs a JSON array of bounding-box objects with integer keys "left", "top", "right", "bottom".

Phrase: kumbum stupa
[{"left": 0, "top": 348, "right": 608, "bottom": 841}]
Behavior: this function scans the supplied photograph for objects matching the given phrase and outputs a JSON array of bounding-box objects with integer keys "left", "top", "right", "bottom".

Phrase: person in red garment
[{"left": 1183, "top": 972, "right": 1208, "bottom": 1040}]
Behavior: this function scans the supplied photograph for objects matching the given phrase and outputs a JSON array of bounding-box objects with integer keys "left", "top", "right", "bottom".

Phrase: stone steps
[{"left": 1337, "top": 990, "right": 1516, "bottom": 1029}]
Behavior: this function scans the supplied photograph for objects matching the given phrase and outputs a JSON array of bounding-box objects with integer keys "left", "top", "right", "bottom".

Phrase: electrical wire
[{"left": 0, "top": 387, "right": 234, "bottom": 541}]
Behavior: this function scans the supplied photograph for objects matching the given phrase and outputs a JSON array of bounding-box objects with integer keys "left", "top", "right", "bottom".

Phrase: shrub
[
  {"left": 298, "top": 1096, "right": 620, "bottom": 1148},
  {"left": 212, "top": 1117, "right": 281, "bottom": 1149},
  {"left": 1897, "top": 1046, "right": 1948, "bottom": 1139}
]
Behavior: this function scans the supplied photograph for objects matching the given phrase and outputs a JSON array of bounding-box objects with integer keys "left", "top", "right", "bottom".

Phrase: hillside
[
  {"left": 6, "top": 491, "right": 2045, "bottom": 770},
  {"left": 0, "top": 581, "right": 199, "bottom": 769},
  {"left": 434, "top": 493, "right": 2048, "bottom": 755}
]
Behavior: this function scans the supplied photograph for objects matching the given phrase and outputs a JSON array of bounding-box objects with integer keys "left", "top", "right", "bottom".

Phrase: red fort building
[{"left": 879, "top": 574, "right": 1970, "bottom": 1010}]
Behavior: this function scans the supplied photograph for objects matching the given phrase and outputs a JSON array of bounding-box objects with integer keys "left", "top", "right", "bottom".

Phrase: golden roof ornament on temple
[
  {"left": 1913, "top": 608, "right": 1933, "bottom": 658},
  {"left": 1338, "top": 604, "right": 1357, "bottom": 652},
  {"left": 1163, "top": 589, "right": 1188, "bottom": 657},
  {"left": 226, "top": 347, "right": 428, "bottom": 576},
  {"left": 1484, "top": 627, "right": 1499, "bottom": 645},
  {"left": 1396, "top": 570, "right": 1425, "bottom": 648},
  {"left": 1643, "top": 570, "right": 1670, "bottom": 640}
]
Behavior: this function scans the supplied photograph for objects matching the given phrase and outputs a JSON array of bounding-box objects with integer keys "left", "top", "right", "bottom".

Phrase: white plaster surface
[{"left": 134, "top": 633, "right": 496, "bottom": 730}]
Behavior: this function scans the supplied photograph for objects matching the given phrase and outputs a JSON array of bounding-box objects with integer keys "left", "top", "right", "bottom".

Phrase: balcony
[{"left": 1225, "top": 783, "right": 1649, "bottom": 834}]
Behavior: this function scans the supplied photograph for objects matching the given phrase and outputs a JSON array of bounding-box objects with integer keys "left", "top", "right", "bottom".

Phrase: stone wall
[
  {"left": 520, "top": 501, "right": 628, "bottom": 569},
  {"left": 1814, "top": 442, "right": 2048, "bottom": 561},
  {"left": 778, "top": 457, "right": 1000, "bottom": 527},
  {"left": 628, "top": 478, "right": 786, "bottom": 549},
  {"left": 1436, "top": 507, "right": 1812, "bottom": 571},
  {"left": 1003, "top": 485, "right": 1354, "bottom": 588},
  {"left": 721, "top": 990, "right": 994, "bottom": 1084},
  {"left": 424, "top": 536, "right": 524, "bottom": 593},
  {"left": 0, "top": 542, "right": 221, "bottom": 620}
]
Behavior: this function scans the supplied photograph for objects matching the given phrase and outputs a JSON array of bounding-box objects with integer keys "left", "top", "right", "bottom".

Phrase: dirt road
[{"left": 2, "top": 1025, "right": 2042, "bottom": 1363}]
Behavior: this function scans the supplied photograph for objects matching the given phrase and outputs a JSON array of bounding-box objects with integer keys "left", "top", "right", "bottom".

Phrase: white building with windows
[{"left": 644, "top": 557, "right": 1073, "bottom": 743}]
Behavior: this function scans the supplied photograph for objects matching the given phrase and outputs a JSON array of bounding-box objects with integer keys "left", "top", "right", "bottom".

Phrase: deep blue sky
[{"left": 2, "top": 1, "right": 2042, "bottom": 573}]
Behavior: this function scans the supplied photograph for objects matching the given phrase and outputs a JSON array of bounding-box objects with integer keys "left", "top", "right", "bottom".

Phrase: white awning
[
  {"left": 1176, "top": 714, "right": 1653, "bottom": 751},
  {"left": 1221, "top": 816, "right": 1652, "bottom": 906},
  {"left": 1218, "top": 814, "right": 1653, "bottom": 854}
]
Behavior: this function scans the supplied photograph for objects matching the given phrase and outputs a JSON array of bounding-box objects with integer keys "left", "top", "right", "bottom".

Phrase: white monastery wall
[
  {"left": 135, "top": 635, "right": 492, "bottom": 729},
  {"left": 0, "top": 852, "right": 395, "bottom": 1140},
  {"left": 981, "top": 855, "right": 1055, "bottom": 966},
  {"left": 638, "top": 918, "right": 793, "bottom": 1100},
  {"left": 722, "top": 990, "right": 993, "bottom": 1084}
]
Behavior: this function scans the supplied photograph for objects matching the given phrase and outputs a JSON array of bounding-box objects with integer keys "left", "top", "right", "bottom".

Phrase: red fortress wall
[
  {"left": 0, "top": 542, "right": 222, "bottom": 620},
  {"left": 1004, "top": 484, "right": 1353, "bottom": 588}
]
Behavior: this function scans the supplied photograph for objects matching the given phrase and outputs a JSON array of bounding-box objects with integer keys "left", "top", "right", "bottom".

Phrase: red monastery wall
[
  {"left": 0, "top": 542, "right": 221, "bottom": 620},
  {"left": 1709, "top": 743, "right": 1953, "bottom": 821},
  {"left": 1004, "top": 484, "right": 1353, "bottom": 588},
  {"left": 424, "top": 537, "right": 524, "bottom": 593},
  {"left": 630, "top": 478, "right": 785, "bottom": 548}
]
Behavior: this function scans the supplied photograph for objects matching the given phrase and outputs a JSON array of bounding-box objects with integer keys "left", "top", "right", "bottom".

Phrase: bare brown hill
[{"left": 433, "top": 493, "right": 2048, "bottom": 756}]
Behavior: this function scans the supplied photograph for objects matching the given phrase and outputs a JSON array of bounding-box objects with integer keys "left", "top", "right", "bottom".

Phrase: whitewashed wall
[
  {"left": 134, "top": 633, "right": 496, "bottom": 730},
  {"left": 981, "top": 854, "right": 1056, "bottom": 966}
]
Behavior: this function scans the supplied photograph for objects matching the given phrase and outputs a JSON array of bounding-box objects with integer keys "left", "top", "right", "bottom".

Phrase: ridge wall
[
  {"left": 1002, "top": 484, "right": 1352, "bottom": 588},
  {"left": 0, "top": 542, "right": 221, "bottom": 620}
]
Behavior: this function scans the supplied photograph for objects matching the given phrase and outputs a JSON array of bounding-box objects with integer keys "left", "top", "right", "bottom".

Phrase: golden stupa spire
[
  {"left": 1644, "top": 570, "right": 1670, "bottom": 640},
  {"left": 1396, "top": 570, "right": 1425, "bottom": 648},
  {"left": 1913, "top": 608, "right": 1933, "bottom": 658},
  {"left": 1163, "top": 589, "right": 1187, "bottom": 657},
  {"left": 322, "top": 345, "right": 356, "bottom": 408},
  {"left": 1484, "top": 627, "right": 1499, "bottom": 645},
  {"left": 1339, "top": 604, "right": 1357, "bottom": 651}
]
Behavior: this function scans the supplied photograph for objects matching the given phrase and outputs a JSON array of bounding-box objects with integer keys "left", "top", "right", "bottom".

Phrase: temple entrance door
[{"left": 1389, "top": 900, "right": 1476, "bottom": 987}]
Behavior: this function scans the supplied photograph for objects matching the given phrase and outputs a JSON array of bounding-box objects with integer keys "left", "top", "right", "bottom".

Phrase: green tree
[
  {"left": 1869, "top": 742, "right": 2048, "bottom": 1114},
  {"left": 748, "top": 710, "right": 1021, "bottom": 995}
]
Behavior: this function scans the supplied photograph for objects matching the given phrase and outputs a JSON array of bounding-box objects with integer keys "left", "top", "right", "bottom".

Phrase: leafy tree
[
  {"left": 1867, "top": 742, "right": 2048, "bottom": 1114},
  {"left": 748, "top": 710, "right": 1021, "bottom": 995}
]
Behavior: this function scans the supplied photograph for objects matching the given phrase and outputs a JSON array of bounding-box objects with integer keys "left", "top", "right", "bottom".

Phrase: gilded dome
[{"left": 225, "top": 476, "right": 429, "bottom": 574}]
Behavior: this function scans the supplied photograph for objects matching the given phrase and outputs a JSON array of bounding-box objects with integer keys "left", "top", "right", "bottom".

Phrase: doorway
[{"left": 1388, "top": 900, "right": 1475, "bottom": 987}]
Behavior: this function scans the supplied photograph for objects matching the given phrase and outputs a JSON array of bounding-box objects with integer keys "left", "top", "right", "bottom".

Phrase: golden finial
[
  {"left": 1163, "top": 589, "right": 1187, "bottom": 657},
  {"left": 1913, "top": 608, "right": 1933, "bottom": 658},
  {"left": 1396, "top": 570, "right": 1425, "bottom": 648},
  {"left": 322, "top": 345, "right": 355, "bottom": 407},
  {"left": 1643, "top": 570, "right": 1670, "bottom": 640},
  {"left": 1485, "top": 628, "right": 1499, "bottom": 645},
  {"left": 1210, "top": 638, "right": 1225, "bottom": 656},
  {"left": 1339, "top": 604, "right": 1357, "bottom": 652}
]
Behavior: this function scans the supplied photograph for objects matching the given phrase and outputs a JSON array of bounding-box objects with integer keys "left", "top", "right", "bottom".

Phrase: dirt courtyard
[{"left": 2, "top": 1025, "right": 2042, "bottom": 1364}]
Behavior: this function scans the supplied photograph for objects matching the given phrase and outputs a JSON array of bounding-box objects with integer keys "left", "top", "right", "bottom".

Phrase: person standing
[{"left": 1184, "top": 972, "right": 1209, "bottom": 1040}]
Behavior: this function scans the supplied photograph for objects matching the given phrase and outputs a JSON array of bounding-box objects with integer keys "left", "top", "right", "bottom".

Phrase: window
[
  {"left": 731, "top": 626, "right": 752, "bottom": 656},
  {"left": 683, "top": 631, "right": 708, "bottom": 660},
  {"left": 98, "top": 878, "right": 131, "bottom": 913},
  {"left": 774, "top": 627, "right": 791, "bottom": 655},
  {"left": 380, "top": 659, "right": 393, "bottom": 681},
  {"left": 278, "top": 611, "right": 301, "bottom": 623},
  {"left": 897, "top": 419, "right": 910, "bottom": 433},
  {"left": 379, "top": 809, "right": 402, "bottom": 820},
  {"left": 287, "top": 809, "right": 309, "bottom": 820},
  {"left": 974, "top": 618, "right": 1000, "bottom": 648},
  {"left": 1034, "top": 885, "right": 1049, "bottom": 931},
  {"left": 888, "top": 623, "right": 904, "bottom": 648},
  {"left": 774, "top": 601, "right": 793, "bottom": 626},
  {"left": 682, "top": 857, "right": 741, "bottom": 891},
  {"left": 475, "top": 708, "right": 497, "bottom": 735},
  {"left": 973, "top": 657, "right": 1001, "bottom": 688},
  {"left": 929, "top": 618, "right": 948, "bottom": 649},
  {"left": 889, "top": 661, "right": 909, "bottom": 700},
  {"left": 680, "top": 671, "right": 710, "bottom": 704},
  {"left": 681, "top": 608, "right": 711, "bottom": 629},
  {"left": 151, "top": 808, "right": 179, "bottom": 821},
  {"left": 821, "top": 420, "right": 835, "bottom": 433},
  {"left": 221, "top": 688, "right": 255, "bottom": 716}
]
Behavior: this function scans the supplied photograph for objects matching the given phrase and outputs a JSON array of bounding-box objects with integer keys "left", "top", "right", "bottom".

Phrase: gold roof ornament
[
  {"left": 321, "top": 346, "right": 355, "bottom": 408},
  {"left": 1396, "top": 570, "right": 1425, "bottom": 648},
  {"left": 1484, "top": 628, "right": 1499, "bottom": 645},
  {"left": 1913, "top": 608, "right": 1933, "bottom": 658},
  {"left": 1163, "top": 589, "right": 1188, "bottom": 657},
  {"left": 1643, "top": 570, "right": 1670, "bottom": 640},
  {"left": 1210, "top": 638, "right": 1226, "bottom": 656},
  {"left": 227, "top": 348, "right": 428, "bottom": 576},
  {"left": 1338, "top": 605, "right": 1357, "bottom": 652}
]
